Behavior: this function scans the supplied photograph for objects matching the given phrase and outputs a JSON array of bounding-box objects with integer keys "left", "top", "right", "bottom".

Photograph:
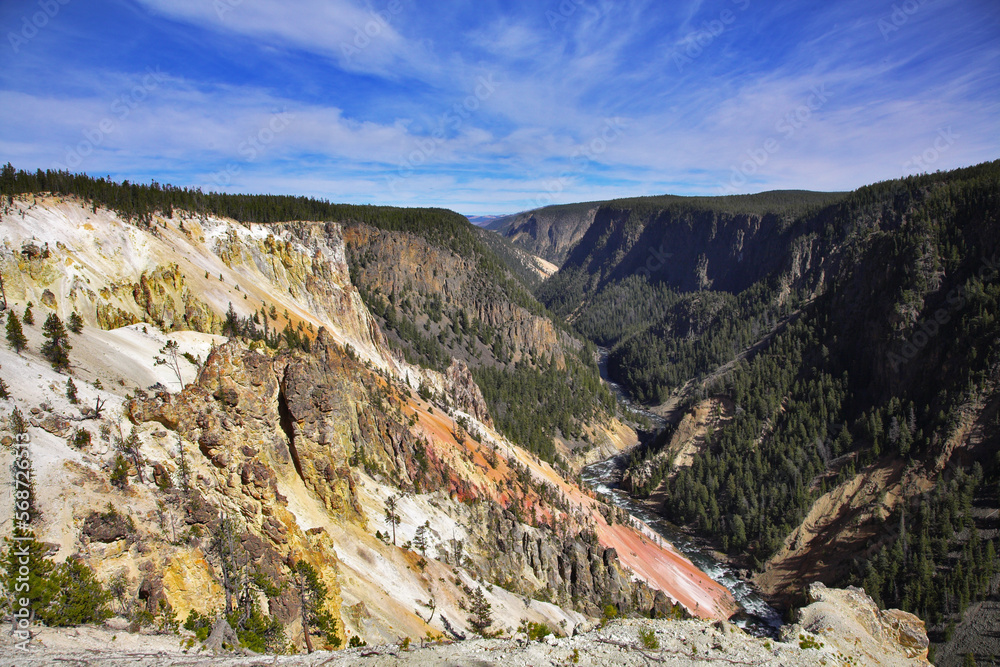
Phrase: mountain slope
[
  {"left": 529, "top": 161, "right": 1000, "bottom": 659},
  {"left": 0, "top": 183, "right": 737, "bottom": 653}
]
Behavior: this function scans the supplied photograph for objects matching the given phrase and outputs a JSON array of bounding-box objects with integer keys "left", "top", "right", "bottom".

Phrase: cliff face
[
  {"left": 344, "top": 223, "right": 570, "bottom": 369},
  {"left": 553, "top": 205, "right": 829, "bottom": 296},
  {"left": 467, "top": 503, "right": 683, "bottom": 619},
  {"left": 492, "top": 204, "right": 600, "bottom": 266},
  {"left": 0, "top": 196, "right": 391, "bottom": 367}
]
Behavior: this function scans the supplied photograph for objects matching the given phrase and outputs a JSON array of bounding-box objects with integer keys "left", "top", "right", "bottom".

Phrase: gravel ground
[{"left": 0, "top": 616, "right": 924, "bottom": 667}]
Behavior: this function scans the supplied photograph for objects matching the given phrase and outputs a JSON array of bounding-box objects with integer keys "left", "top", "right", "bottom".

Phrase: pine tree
[
  {"left": 65, "top": 377, "right": 78, "bottom": 404},
  {"left": 414, "top": 521, "right": 429, "bottom": 557},
  {"left": 177, "top": 441, "right": 191, "bottom": 493},
  {"left": 109, "top": 454, "right": 129, "bottom": 489},
  {"left": 6, "top": 311, "right": 27, "bottom": 353},
  {"left": 467, "top": 586, "right": 493, "bottom": 635},
  {"left": 384, "top": 494, "right": 401, "bottom": 546},
  {"left": 67, "top": 312, "right": 84, "bottom": 334},
  {"left": 211, "top": 514, "right": 245, "bottom": 616},
  {"left": 4, "top": 529, "right": 56, "bottom": 626},
  {"left": 118, "top": 428, "right": 144, "bottom": 483},
  {"left": 41, "top": 557, "right": 112, "bottom": 626},
  {"left": 154, "top": 340, "right": 184, "bottom": 387},
  {"left": 40, "top": 313, "right": 71, "bottom": 372},
  {"left": 22, "top": 303, "right": 33, "bottom": 326},
  {"left": 0, "top": 378, "right": 8, "bottom": 400},
  {"left": 293, "top": 561, "right": 339, "bottom": 653}
]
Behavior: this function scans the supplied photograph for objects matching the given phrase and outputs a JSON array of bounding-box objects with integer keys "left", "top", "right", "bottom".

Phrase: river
[{"left": 586, "top": 348, "right": 782, "bottom": 635}]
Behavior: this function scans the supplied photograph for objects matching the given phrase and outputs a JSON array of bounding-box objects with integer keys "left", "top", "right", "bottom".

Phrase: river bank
[{"left": 582, "top": 452, "right": 782, "bottom": 635}]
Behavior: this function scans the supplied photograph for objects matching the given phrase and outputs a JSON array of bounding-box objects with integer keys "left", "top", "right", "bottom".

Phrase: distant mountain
[
  {"left": 465, "top": 214, "right": 510, "bottom": 227},
  {"left": 490, "top": 192, "right": 845, "bottom": 268}
]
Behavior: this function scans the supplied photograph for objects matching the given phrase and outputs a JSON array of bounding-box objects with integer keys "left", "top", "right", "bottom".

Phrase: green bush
[
  {"left": 639, "top": 627, "right": 660, "bottom": 650},
  {"left": 38, "top": 557, "right": 112, "bottom": 627},
  {"left": 110, "top": 454, "right": 129, "bottom": 488},
  {"left": 71, "top": 428, "right": 91, "bottom": 448},
  {"left": 227, "top": 605, "right": 287, "bottom": 654},
  {"left": 184, "top": 610, "right": 213, "bottom": 641},
  {"left": 520, "top": 620, "right": 551, "bottom": 641}
]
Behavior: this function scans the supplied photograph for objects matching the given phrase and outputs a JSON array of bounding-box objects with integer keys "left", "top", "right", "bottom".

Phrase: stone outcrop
[
  {"left": 781, "top": 582, "right": 930, "bottom": 665},
  {"left": 443, "top": 359, "right": 493, "bottom": 427},
  {"left": 465, "top": 503, "right": 687, "bottom": 619},
  {"left": 127, "top": 338, "right": 364, "bottom": 642}
]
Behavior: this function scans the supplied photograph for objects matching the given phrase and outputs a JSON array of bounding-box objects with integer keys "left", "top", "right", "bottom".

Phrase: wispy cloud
[{"left": 0, "top": 0, "right": 996, "bottom": 213}]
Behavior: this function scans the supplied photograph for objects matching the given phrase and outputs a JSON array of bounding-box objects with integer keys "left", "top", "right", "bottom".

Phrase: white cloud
[{"left": 135, "top": 0, "right": 428, "bottom": 78}]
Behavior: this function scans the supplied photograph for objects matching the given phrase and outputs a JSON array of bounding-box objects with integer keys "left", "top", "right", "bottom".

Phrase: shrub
[
  {"left": 110, "top": 453, "right": 130, "bottom": 488},
  {"left": 71, "top": 428, "right": 92, "bottom": 448},
  {"left": 520, "top": 620, "right": 552, "bottom": 642},
  {"left": 184, "top": 610, "right": 213, "bottom": 641},
  {"left": 38, "top": 557, "right": 112, "bottom": 627},
  {"left": 639, "top": 627, "right": 660, "bottom": 650},
  {"left": 227, "top": 604, "right": 287, "bottom": 654}
]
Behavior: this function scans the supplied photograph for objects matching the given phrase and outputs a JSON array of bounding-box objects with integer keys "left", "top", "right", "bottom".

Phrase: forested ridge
[
  {"left": 2, "top": 164, "right": 618, "bottom": 464},
  {"left": 527, "top": 160, "right": 1000, "bottom": 638}
]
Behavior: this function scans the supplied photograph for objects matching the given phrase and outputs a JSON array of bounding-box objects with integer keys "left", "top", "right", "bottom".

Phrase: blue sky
[{"left": 1, "top": 0, "right": 997, "bottom": 214}]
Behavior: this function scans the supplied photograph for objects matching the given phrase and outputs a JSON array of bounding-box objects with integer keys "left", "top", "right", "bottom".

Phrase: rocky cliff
[
  {"left": 344, "top": 223, "right": 570, "bottom": 369},
  {"left": 490, "top": 203, "right": 600, "bottom": 266}
]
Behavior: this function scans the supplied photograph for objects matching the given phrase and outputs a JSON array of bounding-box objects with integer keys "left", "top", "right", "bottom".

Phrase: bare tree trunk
[{"left": 299, "top": 581, "right": 314, "bottom": 654}]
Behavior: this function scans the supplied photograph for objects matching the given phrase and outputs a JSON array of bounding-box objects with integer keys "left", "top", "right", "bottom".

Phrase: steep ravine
[{"left": 585, "top": 347, "right": 781, "bottom": 633}]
